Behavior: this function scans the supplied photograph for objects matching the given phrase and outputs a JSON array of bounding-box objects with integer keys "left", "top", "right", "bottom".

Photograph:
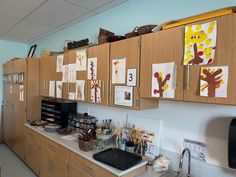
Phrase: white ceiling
[{"left": 0, "top": 0, "right": 128, "bottom": 43}]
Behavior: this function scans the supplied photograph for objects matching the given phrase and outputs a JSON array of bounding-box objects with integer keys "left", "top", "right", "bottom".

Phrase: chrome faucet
[{"left": 177, "top": 148, "right": 191, "bottom": 177}]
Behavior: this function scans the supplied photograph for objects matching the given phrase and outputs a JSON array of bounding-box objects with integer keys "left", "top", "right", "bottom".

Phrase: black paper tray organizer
[{"left": 93, "top": 148, "right": 142, "bottom": 171}]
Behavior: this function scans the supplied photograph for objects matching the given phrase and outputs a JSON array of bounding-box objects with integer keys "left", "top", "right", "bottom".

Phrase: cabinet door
[
  {"left": 12, "top": 59, "right": 27, "bottom": 159},
  {"left": 183, "top": 14, "right": 236, "bottom": 105},
  {"left": 40, "top": 56, "right": 59, "bottom": 97},
  {"left": 2, "top": 62, "right": 13, "bottom": 147},
  {"left": 109, "top": 37, "right": 141, "bottom": 110},
  {"left": 69, "top": 163, "right": 91, "bottom": 177},
  {"left": 25, "top": 128, "right": 41, "bottom": 175},
  {"left": 140, "top": 27, "right": 184, "bottom": 101},
  {"left": 41, "top": 139, "right": 69, "bottom": 177},
  {"left": 63, "top": 48, "right": 88, "bottom": 101},
  {"left": 87, "top": 44, "right": 110, "bottom": 105}
]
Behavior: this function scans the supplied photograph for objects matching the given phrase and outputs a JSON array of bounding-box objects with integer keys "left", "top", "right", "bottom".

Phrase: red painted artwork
[
  {"left": 153, "top": 72, "right": 171, "bottom": 97},
  {"left": 200, "top": 68, "right": 223, "bottom": 97}
]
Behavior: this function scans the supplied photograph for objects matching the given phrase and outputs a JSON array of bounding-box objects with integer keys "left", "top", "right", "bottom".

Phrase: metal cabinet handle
[
  {"left": 109, "top": 81, "right": 112, "bottom": 104},
  {"left": 102, "top": 81, "right": 105, "bottom": 99},
  {"left": 185, "top": 65, "right": 190, "bottom": 90},
  {"left": 44, "top": 80, "right": 46, "bottom": 93}
]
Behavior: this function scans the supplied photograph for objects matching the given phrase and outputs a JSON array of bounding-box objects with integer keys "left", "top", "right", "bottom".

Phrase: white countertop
[{"left": 25, "top": 124, "right": 147, "bottom": 177}]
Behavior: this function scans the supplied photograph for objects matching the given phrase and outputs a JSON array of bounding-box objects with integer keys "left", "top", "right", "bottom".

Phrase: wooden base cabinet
[
  {"left": 25, "top": 128, "right": 42, "bottom": 175},
  {"left": 40, "top": 139, "right": 69, "bottom": 177}
]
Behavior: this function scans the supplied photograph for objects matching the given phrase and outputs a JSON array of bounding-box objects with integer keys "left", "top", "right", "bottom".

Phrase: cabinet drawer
[
  {"left": 69, "top": 151, "right": 116, "bottom": 177},
  {"left": 44, "top": 138, "right": 69, "bottom": 159}
]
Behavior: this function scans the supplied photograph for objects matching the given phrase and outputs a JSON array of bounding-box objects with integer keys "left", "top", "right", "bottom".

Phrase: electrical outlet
[{"left": 183, "top": 139, "right": 207, "bottom": 162}]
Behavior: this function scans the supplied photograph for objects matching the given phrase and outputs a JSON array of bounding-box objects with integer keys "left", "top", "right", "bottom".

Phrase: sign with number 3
[{"left": 127, "top": 68, "right": 137, "bottom": 86}]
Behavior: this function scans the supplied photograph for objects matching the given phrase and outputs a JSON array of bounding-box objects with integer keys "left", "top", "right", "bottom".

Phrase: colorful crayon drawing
[
  {"left": 112, "top": 58, "right": 126, "bottom": 84},
  {"left": 151, "top": 62, "right": 176, "bottom": 98},
  {"left": 184, "top": 21, "right": 217, "bottom": 65},
  {"left": 91, "top": 80, "right": 101, "bottom": 103},
  {"left": 200, "top": 66, "right": 228, "bottom": 98}
]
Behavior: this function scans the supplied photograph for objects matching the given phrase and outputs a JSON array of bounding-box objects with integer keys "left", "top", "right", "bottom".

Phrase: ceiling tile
[
  {"left": 0, "top": 0, "right": 47, "bottom": 19},
  {"left": 26, "top": 0, "right": 89, "bottom": 28},
  {"left": 1, "top": 20, "right": 51, "bottom": 43},
  {"left": 94, "top": 0, "right": 128, "bottom": 13},
  {"left": 65, "top": 0, "right": 114, "bottom": 10},
  {"left": 0, "top": 15, "right": 20, "bottom": 36}
]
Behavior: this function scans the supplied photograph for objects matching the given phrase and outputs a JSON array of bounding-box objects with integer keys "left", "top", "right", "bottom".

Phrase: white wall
[{"left": 77, "top": 100, "right": 235, "bottom": 169}]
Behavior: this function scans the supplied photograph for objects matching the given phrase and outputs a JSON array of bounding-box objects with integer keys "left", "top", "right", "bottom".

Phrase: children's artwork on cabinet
[
  {"left": 91, "top": 80, "right": 101, "bottom": 103},
  {"left": 68, "top": 92, "right": 75, "bottom": 100},
  {"left": 87, "top": 57, "right": 97, "bottom": 80},
  {"left": 112, "top": 58, "right": 126, "bottom": 84},
  {"left": 10, "top": 85, "right": 13, "bottom": 94},
  {"left": 76, "top": 49, "right": 87, "bottom": 71},
  {"left": 18, "top": 73, "right": 24, "bottom": 84},
  {"left": 151, "top": 62, "right": 176, "bottom": 98},
  {"left": 200, "top": 66, "right": 228, "bottom": 97},
  {"left": 68, "top": 64, "right": 77, "bottom": 83},
  {"left": 183, "top": 21, "right": 217, "bottom": 65},
  {"left": 56, "top": 54, "right": 64, "bottom": 72},
  {"left": 49, "top": 81, "right": 55, "bottom": 97},
  {"left": 76, "top": 80, "right": 85, "bottom": 101},
  {"left": 19, "top": 85, "right": 24, "bottom": 101},
  {"left": 56, "top": 81, "right": 62, "bottom": 98},
  {"left": 114, "top": 86, "right": 133, "bottom": 107},
  {"left": 127, "top": 68, "right": 137, "bottom": 86},
  {"left": 62, "top": 65, "right": 69, "bottom": 83}
]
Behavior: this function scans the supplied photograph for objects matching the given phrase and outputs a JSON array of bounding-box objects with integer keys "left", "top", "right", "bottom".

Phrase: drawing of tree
[
  {"left": 184, "top": 21, "right": 216, "bottom": 65},
  {"left": 91, "top": 81, "right": 101, "bottom": 103},
  {"left": 76, "top": 54, "right": 84, "bottom": 66},
  {"left": 153, "top": 72, "right": 171, "bottom": 97},
  {"left": 90, "top": 61, "right": 95, "bottom": 80},
  {"left": 200, "top": 68, "right": 224, "bottom": 97}
]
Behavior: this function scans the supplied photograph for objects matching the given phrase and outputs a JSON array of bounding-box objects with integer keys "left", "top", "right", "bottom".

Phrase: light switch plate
[{"left": 183, "top": 138, "right": 207, "bottom": 162}]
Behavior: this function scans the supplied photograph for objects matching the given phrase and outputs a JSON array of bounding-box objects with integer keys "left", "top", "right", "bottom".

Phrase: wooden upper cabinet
[
  {"left": 40, "top": 55, "right": 57, "bottom": 97},
  {"left": 140, "top": 26, "right": 184, "bottom": 101},
  {"left": 183, "top": 14, "right": 236, "bottom": 105},
  {"left": 110, "top": 37, "right": 158, "bottom": 110},
  {"left": 87, "top": 44, "right": 110, "bottom": 105}
]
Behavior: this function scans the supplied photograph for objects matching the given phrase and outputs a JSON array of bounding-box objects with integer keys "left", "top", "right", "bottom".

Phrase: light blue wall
[
  {"left": 0, "top": 40, "right": 28, "bottom": 102},
  {"left": 31, "top": 0, "right": 236, "bottom": 56}
]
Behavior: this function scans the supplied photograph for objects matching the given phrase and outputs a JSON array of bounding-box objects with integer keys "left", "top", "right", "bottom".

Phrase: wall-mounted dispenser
[{"left": 228, "top": 118, "right": 236, "bottom": 169}]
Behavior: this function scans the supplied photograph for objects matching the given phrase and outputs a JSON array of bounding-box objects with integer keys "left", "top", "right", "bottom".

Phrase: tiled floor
[{"left": 0, "top": 143, "right": 37, "bottom": 177}]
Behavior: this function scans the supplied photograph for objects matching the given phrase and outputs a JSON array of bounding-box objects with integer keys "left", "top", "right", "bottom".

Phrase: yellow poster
[{"left": 184, "top": 21, "right": 217, "bottom": 65}]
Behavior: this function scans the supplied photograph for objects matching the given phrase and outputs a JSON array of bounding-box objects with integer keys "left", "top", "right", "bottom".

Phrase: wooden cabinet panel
[
  {"left": 140, "top": 27, "right": 184, "bottom": 101},
  {"left": 41, "top": 137, "right": 69, "bottom": 177},
  {"left": 183, "top": 14, "right": 236, "bottom": 105},
  {"left": 27, "top": 59, "right": 40, "bottom": 120},
  {"left": 69, "top": 151, "right": 116, "bottom": 177},
  {"left": 40, "top": 55, "right": 59, "bottom": 97},
  {"left": 3, "top": 62, "right": 14, "bottom": 147},
  {"left": 87, "top": 44, "right": 110, "bottom": 105},
  {"left": 11, "top": 59, "right": 27, "bottom": 159},
  {"left": 25, "top": 128, "right": 42, "bottom": 175},
  {"left": 110, "top": 37, "right": 158, "bottom": 110},
  {"left": 109, "top": 37, "right": 141, "bottom": 110},
  {"left": 69, "top": 163, "right": 91, "bottom": 177}
]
